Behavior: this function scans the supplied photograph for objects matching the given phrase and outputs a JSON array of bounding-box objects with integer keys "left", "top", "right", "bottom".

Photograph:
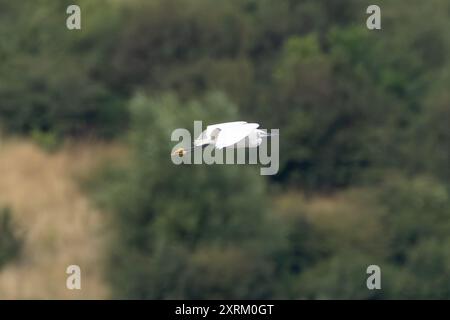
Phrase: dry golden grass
[{"left": 0, "top": 138, "right": 126, "bottom": 299}]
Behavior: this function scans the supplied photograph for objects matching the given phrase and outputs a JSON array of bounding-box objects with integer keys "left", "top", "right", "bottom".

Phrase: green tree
[{"left": 94, "top": 92, "right": 282, "bottom": 299}]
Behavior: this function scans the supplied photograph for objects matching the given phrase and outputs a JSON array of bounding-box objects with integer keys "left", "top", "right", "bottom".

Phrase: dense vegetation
[{"left": 1, "top": 0, "right": 449, "bottom": 298}]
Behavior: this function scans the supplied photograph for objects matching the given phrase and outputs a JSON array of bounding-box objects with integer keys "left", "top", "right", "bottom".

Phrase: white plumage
[
  {"left": 172, "top": 121, "right": 273, "bottom": 157},
  {"left": 195, "top": 121, "right": 267, "bottom": 149}
]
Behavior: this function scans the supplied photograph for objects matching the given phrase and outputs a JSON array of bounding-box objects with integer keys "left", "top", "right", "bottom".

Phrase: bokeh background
[{"left": 0, "top": 0, "right": 449, "bottom": 299}]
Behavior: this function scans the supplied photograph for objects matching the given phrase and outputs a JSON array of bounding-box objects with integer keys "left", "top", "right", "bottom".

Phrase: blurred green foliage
[
  {"left": 0, "top": 0, "right": 127, "bottom": 137},
  {"left": 91, "top": 93, "right": 283, "bottom": 298},
  {"left": 1, "top": 0, "right": 448, "bottom": 187},
  {"left": 30, "top": 128, "right": 61, "bottom": 152},
  {"left": 1, "top": 0, "right": 449, "bottom": 298}
]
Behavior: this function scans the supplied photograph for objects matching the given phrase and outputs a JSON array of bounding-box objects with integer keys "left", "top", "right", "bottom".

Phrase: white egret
[{"left": 172, "top": 121, "right": 275, "bottom": 156}]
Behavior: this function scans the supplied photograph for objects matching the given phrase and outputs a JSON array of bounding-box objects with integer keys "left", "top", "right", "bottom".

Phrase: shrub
[{"left": 95, "top": 92, "right": 283, "bottom": 299}]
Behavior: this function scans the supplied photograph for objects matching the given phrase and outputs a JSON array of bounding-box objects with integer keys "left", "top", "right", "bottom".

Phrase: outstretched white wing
[
  {"left": 194, "top": 121, "right": 247, "bottom": 146},
  {"left": 206, "top": 121, "right": 247, "bottom": 132},
  {"left": 215, "top": 123, "right": 259, "bottom": 149}
]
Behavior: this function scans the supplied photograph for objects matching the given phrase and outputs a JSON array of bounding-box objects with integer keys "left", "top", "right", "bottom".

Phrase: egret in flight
[{"left": 172, "top": 121, "right": 275, "bottom": 156}]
